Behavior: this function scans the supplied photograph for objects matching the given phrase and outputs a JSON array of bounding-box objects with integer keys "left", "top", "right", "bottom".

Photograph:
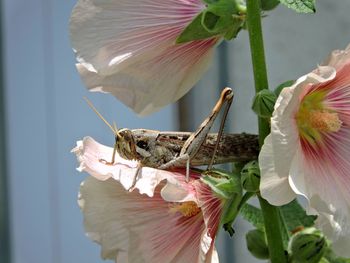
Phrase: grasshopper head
[
  {"left": 115, "top": 128, "right": 138, "bottom": 161},
  {"left": 83, "top": 97, "right": 140, "bottom": 161}
]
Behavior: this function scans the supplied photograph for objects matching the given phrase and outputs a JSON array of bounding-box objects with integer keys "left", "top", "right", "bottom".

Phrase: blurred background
[{"left": 0, "top": 0, "right": 349, "bottom": 262}]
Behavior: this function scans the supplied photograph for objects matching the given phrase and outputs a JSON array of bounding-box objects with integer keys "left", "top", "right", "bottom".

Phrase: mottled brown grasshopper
[{"left": 85, "top": 88, "right": 259, "bottom": 180}]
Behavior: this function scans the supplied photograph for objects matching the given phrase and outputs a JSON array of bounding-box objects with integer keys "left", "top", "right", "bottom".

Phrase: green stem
[
  {"left": 246, "top": 0, "right": 286, "bottom": 262},
  {"left": 258, "top": 196, "right": 287, "bottom": 262},
  {"left": 245, "top": 0, "right": 269, "bottom": 146},
  {"left": 238, "top": 191, "right": 255, "bottom": 210},
  {"left": 223, "top": 191, "right": 255, "bottom": 232}
]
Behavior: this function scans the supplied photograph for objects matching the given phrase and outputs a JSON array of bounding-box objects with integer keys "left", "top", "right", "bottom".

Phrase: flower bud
[
  {"left": 260, "top": 0, "right": 280, "bottom": 11},
  {"left": 252, "top": 89, "right": 277, "bottom": 118},
  {"left": 274, "top": 80, "right": 295, "bottom": 96},
  {"left": 289, "top": 228, "right": 328, "bottom": 263},
  {"left": 201, "top": 169, "right": 242, "bottom": 199},
  {"left": 241, "top": 160, "right": 260, "bottom": 192},
  {"left": 246, "top": 229, "right": 269, "bottom": 260}
]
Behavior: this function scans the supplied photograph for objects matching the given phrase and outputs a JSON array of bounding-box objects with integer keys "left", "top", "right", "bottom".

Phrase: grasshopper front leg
[
  {"left": 159, "top": 87, "right": 234, "bottom": 181},
  {"left": 99, "top": 141, "right": 118, "bottom": 165}
]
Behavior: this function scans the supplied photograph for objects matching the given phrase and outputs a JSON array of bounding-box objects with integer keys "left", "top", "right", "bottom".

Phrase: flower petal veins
[
  {"left": 70, "top": 0, "right": 219, "bottom": 115},
  {"left": 259, "top": 45, "right": 350, "bottom": 256},
  {"left": 74, "top": 137, "right": 224, "bottom": 262}
]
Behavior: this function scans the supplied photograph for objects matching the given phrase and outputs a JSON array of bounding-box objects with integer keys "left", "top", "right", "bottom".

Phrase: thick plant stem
[
  {"left": 246, "top": 0, "right": 287, "bottom": 262},
  {"left": 258, "top": 196, "right": 287, "bottom": 262},
  {"left": 246, "top": 0, "right": 269, "bottom": 146}
]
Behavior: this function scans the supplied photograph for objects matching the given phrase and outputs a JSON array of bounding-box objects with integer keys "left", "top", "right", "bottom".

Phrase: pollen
[
  {"left": 297, "top": 109, "right": 342, "bottom": 144},
  {"left": 169, "top": 201, "right": 201, "bottom": 217},
  {"left": 308, "top": 110, "right": 342, "bottom": 132},
  {"left": 296, "top": 90, "right": 342, "bottom": 144}
]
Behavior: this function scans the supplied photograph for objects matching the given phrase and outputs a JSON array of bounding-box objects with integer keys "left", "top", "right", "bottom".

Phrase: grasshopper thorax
[{"left": 115, "top": 128, "right": 139, "bottom": 161}]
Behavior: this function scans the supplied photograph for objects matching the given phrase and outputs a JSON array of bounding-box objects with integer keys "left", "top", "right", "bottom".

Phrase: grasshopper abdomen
[{"left": 132, "top": 130, "right": 259, "bottom": 167}]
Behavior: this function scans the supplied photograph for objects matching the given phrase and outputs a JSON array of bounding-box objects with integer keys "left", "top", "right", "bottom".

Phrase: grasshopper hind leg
[{"left": 207, "top": 89, "right": 234, "bottom": 171}]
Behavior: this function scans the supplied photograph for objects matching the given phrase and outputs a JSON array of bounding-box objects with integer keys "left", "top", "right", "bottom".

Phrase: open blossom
[
  {"left": 70, "top": 0, "right": 219, "bottom": 115},
  {"left": 259, "top": 45, "right": 350, "bottom": 257},
  {"left": 72, "top": 137, "right": 226, "bottom": 262}
]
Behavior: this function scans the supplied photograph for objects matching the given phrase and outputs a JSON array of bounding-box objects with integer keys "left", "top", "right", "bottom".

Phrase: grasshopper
[{"left": 85, "top": 88, "right": 259, "bottom": 180}]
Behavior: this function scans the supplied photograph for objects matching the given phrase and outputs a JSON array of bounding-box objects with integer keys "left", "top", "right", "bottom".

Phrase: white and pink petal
[
  {"left": 322, "top": 44, "right": 350, "bottom": 70},
  {"left": 70, "top": 0, "right": 219, "bottom": 115},
  {"left": 70, "top": 0, "right": 206, "bottom": 73},
  {"left": 259, "top": 135, "right": 297, "bottom": 206},
  {"left": 73, "top": 137, "right": 225, "bottom": 262},
  {"left": 76, "top": 38, "right": 218, "bottom": 115},
  {"left": 79, "top": 175, "right": 221, "bottom": 263},
  {"left": 72, "top": 136, "right": 187, "bottom": 196},
  {"left": 259, "top": 45, "right": 350, "bottom": 257}
]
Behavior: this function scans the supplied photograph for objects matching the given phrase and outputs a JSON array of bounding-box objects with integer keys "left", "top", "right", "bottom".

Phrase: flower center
[
  {"left": 308, "top": 110, "right": 342, "bottom": 132},
  {"left": 296, "top": 90, "right": 342, "bottom": 144},
  {"left": 169, "top": 201, "right": 201, "bottom": 217}
]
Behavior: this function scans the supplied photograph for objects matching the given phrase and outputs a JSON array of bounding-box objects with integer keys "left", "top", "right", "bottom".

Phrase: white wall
[{"left": 3, "top": 1, "right": 177, "bottom": 262}]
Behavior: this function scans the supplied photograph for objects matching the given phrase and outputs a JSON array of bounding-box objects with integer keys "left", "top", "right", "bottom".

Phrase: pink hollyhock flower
[
  {"left": 259, "top": 45, "right": 350, "bottom": 257},
  {"left": 70, "top": 0, "right": 219, "bottom": 115},
  {"left": 73, "top": 137, "right": 226, "bottom": 262}
]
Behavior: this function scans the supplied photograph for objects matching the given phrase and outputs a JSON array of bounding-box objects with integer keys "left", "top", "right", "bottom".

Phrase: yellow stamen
[
  {"left": 169, "top": 201, "right": 201, "bottom": 217},
  {"left": 308, "top": 110, "right": 342, "bottom": 132},
  {"left": 296, "top": 90, "right": 342, "bottom": 144}
]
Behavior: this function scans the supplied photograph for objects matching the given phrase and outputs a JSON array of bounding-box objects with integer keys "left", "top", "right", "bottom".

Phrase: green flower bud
[
  {"left": 274, "top": 80, "right": 295, "bottom": 96},
  {"left": 252, "top": 89, "right": 277, "bottom": 118},
  {"left": 201, "top": 170, "right": 244, "bottom": 235},
  {"left": 260, "top": 0, "right": 280, "bottom": 11},
  {"left": 289, "top": 228, "right": 328, "bottom": 263},
  {"left": 201, "top": 169, "right": 242, "bottom": 199},
  {"left": 241, "top": 160, "right": 260, "bottom": 192},
  {"left": 246, "top": 229, "right": 270, "bottom": 260}
]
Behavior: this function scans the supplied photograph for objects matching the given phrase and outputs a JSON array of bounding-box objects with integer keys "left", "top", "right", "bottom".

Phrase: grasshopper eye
[{"left": 136, "top": 140, "right": 149, "bottom": 150}]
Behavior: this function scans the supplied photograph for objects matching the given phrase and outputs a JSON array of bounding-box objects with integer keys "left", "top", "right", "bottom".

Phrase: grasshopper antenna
[{"left": 83, "top": 97, "right": 119, "bottom": 137}]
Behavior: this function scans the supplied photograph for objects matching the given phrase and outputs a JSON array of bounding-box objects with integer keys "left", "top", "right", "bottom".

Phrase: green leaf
[
  {"left": 246, "top": 229, "right": 270, "bottom": 259},
  {"left": 202, "top": 11, "right": 221, "bottom": 32},
  {"left": 324, "top": 248, "right": 350, "bottom": 263},
  {"left": 241, "top": 200, "right": 317, "bottom": 248},
  {"left": 240, "top": 203, "right": 265, "bottom": 230},
  {"left": 280, "top": 199, "right": 317, "bottom": 232},
  {"left": 331, "top": 258, "right": 350, "bottom": 263},
  {"left": 279, "top": 0, "right": 316, "bottom": 13},
  {"left": 224, "top": 14, "right": 245, "bottom": 40},
  {"left": 326, "top": 257, "right": 350, "bottom": 263},
  {"left": 177, "top": 0, "right": 247, "bottom": 43},
  {"left": 176, "top": 13, "right": 219, "bottom": 43}
]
